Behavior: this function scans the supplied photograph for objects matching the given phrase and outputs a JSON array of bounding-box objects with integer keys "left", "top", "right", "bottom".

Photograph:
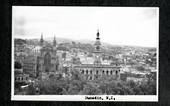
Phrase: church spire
[
  {"left": 96, "top": 29, "right": 100, "bottom": 40},
  {"left": 94, "top": 29, "right": 101, "bottom": 47},
  {"left": 53, "top": 36, "right": 57, "bottom": 46},
  {"left": 40, "top": 33, "right": 44, "bottom": 46}
]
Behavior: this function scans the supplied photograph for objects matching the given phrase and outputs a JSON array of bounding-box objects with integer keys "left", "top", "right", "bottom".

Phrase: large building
[
  {"left": 15, "top": 34, "right": 63, "bottom": 79},
  {"left": 22, "top": 55, "right": 37, "bottom": 77},
  {"left": 15, "top": 31, "right": 122, "bottom": 81},
  {"left": 36, "top": 35, "right": 62, "bottom": 80},
  {"left": 73, "top": 30, "right": 122, "bottom": 80},
  {"left": 14, "top": 68, "right": 29, "bottom": 84}
]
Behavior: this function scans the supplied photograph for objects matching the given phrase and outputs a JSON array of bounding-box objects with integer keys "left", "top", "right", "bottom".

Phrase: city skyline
[{"left": 13, "top": 6, "right": 159, "bottom": 47}]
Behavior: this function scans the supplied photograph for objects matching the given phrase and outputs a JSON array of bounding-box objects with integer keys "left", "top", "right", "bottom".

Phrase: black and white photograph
[{"left": 12, "top": 6, "right": 159, "bottom": 101}]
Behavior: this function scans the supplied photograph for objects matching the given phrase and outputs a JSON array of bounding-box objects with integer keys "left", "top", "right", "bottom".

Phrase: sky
[{"left": 13, "top": 6, "right": 159, "bottom": 47}]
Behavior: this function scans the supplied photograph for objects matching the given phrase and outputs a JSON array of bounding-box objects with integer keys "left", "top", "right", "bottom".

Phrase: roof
[
  {"left": 94, "top": 40, "right": 101, "bottom": 45},
  {"left": 74, "top": 64, "right": 121, "bottom": 68},
  {"left": 32, "top": 46, "right": 41, "bottom": 50}
]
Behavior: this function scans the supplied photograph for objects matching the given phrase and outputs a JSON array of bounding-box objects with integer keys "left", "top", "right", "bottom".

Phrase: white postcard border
[{"left": 11, "top": 6, "right": 159, "bottom": 102}]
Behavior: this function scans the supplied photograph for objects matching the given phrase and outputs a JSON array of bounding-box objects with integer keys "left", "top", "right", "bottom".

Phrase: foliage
[
  {"left": 15, "top": 61, "right": 22, "bottom": 69},
  {"left": 62, "top": 52, "right": 66, "bottom": 59},
  {"left": 15, "top": 38, "right": 26, "bottom": 45},
  {"left": 72, "top": 57, "right": 81, "bottom": 64},
  {"left": 135, "top": 65, "right": 145, "bottom": 71},
  {"left": 57, "top": 45, "right": 69, "bottom": 51},
  {"left": 27, "top": 84, "right": 36, "bottom": 95},
  {"left": 38, "top": 70, "right": 156, "bottom": 95},
  {"left": 79, "top": 82, "right": 102, "bottom": 95}
]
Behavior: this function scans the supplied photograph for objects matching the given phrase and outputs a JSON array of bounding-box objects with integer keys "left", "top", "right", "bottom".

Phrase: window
[
  {"left": 96, "top": 70, "right": 98, "bottom": 75},
  {"left": 102, "top": 70, "right": 105, "bottom": 74},
  {"left": 82, "top": 70, "right": 84, "bottom": 74},
  {"left": 90, "top": 70, "right": 92, "bottom": 74},
  {"left": 116, "top": 71, "right": 118, "bottom": 75},
  {"left": 96, "top": 46, "right": 100, "bottom": 50},
  {"left": 56, "top": 64, "right": 58, "bottom": 70},
  {"left": 106, "top": 70, "right": 109, "bottom": 75},
  {"left": 86, "top": 70, "right": 88, "bottom": 74},
  {"left": 44, "top": 52, "right": 51, "bottom": 69},
  {"left": 110, "top": 71, "right": 112, "bottom": 75}
]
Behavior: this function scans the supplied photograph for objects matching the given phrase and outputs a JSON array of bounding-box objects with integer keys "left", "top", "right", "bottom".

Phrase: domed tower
[{"left": 93, "top": 30, "right": 102, "bottom": 65}]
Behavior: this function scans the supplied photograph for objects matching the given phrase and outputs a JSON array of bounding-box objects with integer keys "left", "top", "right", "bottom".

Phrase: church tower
[
  {"left": 40, "top": 33, "right": 44, "bottom": 46},
  {"left": 37, "top": 34, "right": 61, "bottom": 80},
  {"left": 52, "top": 36, "right": 57, "bottom": 55},
  {"left": 53, "top": 36, "right": 57, "bottom": 47},
  {"left": 93, "top": 30, "right": 102, "bottom": 65}
]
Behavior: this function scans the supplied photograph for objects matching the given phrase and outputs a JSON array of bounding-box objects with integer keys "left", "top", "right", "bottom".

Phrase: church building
[{"left": 36, "top": 34, "right": 62, "bottom": 80}]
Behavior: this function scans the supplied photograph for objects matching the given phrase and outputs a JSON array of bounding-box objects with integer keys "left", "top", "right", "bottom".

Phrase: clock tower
[{"left": 93, "top": 30, "right": 102, "bottom": 65}]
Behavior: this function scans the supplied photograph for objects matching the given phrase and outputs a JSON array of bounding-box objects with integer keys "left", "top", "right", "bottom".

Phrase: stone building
[
  {"left": 14, "top": 34, "right": 62, "bottom": 80},
  {"left": 22, "top": 55, "right": 37, "bottom": 77},
  {"left": 36, "top": 35, "right": 62, "bottom": 80},
  {"left": 14, "top": 69, "right": 29, "bottom": 84},
  {"left": 73, "top": 30, "right": 122, "bottom": 80}
]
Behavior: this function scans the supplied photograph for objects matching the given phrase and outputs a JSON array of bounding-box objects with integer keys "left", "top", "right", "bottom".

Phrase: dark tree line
[
  {"left": 35, "top": 70, "right": 156, "bottom": 95},
  {"left": 15, "top": 61, "right": 22, "bottom": 69}
]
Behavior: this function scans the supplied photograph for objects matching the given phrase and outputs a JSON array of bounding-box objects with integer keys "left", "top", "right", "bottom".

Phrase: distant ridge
[{"left": 14, "top": 37, "right": 156, "bottom": 49}]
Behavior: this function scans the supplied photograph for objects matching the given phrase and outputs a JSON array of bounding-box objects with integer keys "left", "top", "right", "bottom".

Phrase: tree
[
  {"left": 70, "top": 69, "right": 82, "bottom": 80},
  {"left": 80, "top": 82, "right": 102, "bottom": 95},
  {"left": 71, "top": 57, "right": 81, "bottom": 65},
  {"left": 40, "top": 77, "right": 69, "bottom": 95},
  {"left": 67, "top": 80, "right": 83, "bottom": 95},
  {"left": 27, "top": 84, "right": 36, "bottom": 95},
  {"left": 62, "top": 52, "right": 66, "bottom": 59},
  {"left": 15, "top": 38, "right": 26, "bottom": 45},
  {"left": 136, "top": 65, "right": 145, "bottom": 72},
  {"left": 15, "top": 61, "right": 22, "bottom": 69},
  {"left": 57, "top": 46, "right": 69, "bottom": 51}
]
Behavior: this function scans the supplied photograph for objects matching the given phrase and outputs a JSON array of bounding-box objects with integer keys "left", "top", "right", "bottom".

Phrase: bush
[{"left": 15, "top": 61, "right": 22, "bottom": 69}]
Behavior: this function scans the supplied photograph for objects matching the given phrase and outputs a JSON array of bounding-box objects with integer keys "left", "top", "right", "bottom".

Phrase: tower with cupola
[{"left": 93, "top": 30, "right": 102, "bottom": 65}]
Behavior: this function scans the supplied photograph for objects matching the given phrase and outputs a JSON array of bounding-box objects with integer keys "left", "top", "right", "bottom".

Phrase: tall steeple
[
  {"left": 94, "top": 29, "right": 101, "bottom": 52},
  {"left": 40, "top": 33, "right": 44, "bottom": 46},
  {"left": 96, "top": 29, "right": 100, "bottom": 40},
  {"left": 53, "top": 36, "right": 57, "bottom": 46},
  {"left": 93, "top": 30, "right": 102, "bottom": 65}
]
